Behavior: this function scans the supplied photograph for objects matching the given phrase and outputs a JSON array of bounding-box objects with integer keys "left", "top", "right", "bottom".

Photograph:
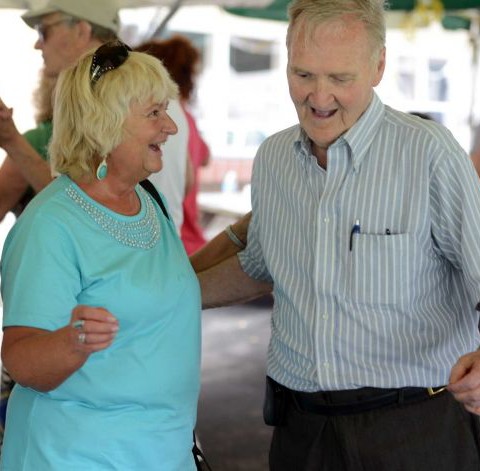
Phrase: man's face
[
  {"left": 287, "top": 15, "right": 385, "bottom": 160},
  {"left": 33, "top": 12, "right": 84, "bottom": 77}
]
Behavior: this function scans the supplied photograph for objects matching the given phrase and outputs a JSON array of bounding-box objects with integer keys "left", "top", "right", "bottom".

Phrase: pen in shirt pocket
[{"left": 349, "top": 219, "right": 360, "bottom": 251}]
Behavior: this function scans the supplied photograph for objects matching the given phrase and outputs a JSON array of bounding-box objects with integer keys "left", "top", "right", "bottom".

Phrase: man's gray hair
[{"left": 287, "top": 0, "right": 387, "bottom": 57}]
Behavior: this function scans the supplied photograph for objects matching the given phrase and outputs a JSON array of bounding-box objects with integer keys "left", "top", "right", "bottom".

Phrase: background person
[
  {"left": 1, "top": 41, "right": 201, "bottom": 470},
  {"left": 146, "top": 97, "right": 189, "bottom": 233},
  {"left": 198, "top": 0, "right": 480, "bottom": 469},
  {"left": 135, "top": 35, "right": 211, "bottom": 255},
  {"left": 0, "top": 71, "right": 55, "bottom": 222},
  {"left": 0, "top": 0, "right": 119, "bottom": 223}
]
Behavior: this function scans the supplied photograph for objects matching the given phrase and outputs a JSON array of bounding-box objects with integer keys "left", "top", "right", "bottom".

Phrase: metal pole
[
  {"left": 468, "top": 16, "right": 479, "bottom": 133},
  {"left": 150, "top": 0, "right": 184, "bottom": 38}
]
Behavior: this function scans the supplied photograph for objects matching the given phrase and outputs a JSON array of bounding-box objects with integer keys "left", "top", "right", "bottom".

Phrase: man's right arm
[
  {"left": 0, "top": 156, "right": 29, "bottom": 222},
  {"left": 0, "top": 101, "right": 53, "bottom": 193},
  {"left": 0, "top": 131, "right": 53, "bottom": 193},
  {"left": 190, "top": 212, "right": 251, "bottom": 273},
  {"left": 197, "top": 254, "right": 272, "bottom": 309}
]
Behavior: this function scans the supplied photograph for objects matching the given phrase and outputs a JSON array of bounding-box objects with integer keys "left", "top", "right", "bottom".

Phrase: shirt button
[
  {"left": 323, "top": 362, "right": 330, "bottom": 368},
  {"left": 323, "top": 217, "right": 329, "bottom": 223},
  {"left": 322, "top": 314, "right": 328, "bottom": 320}
]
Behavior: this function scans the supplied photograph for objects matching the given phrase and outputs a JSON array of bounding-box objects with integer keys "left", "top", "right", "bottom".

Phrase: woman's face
[{"left": 108, "top": 98, "right": 177, "bottom": 183}]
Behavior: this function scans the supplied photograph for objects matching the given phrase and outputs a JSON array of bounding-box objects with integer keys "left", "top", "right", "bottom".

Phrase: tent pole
[
  {"left": 151, "top": 0, "right": 184, "bottom": 38},
  {"left": 468, "top": 15, "right": 479, "bottom": 143}
]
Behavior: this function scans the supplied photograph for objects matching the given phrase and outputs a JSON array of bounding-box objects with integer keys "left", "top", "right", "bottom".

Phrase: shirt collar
[
  {"left": 293, "top": 127, "right": 312, "bottom": 162},
  {"left": 342, "top": 91, "right": 385, "bottom": 172}
]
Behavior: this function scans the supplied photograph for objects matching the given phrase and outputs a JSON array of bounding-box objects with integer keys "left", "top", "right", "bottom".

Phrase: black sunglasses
[{"left": 90, "top": 40, "right": 132, "bottom": 85}]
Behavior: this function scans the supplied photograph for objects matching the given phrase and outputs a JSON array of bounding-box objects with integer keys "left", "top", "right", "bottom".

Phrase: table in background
[{"left": 198, "top": 189, "right": 251, "bottom": 240}]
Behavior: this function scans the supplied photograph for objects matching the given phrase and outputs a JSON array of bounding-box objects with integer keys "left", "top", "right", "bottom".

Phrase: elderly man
[{"left": 199, "top": 0, "right": 480, "bottom": 469}]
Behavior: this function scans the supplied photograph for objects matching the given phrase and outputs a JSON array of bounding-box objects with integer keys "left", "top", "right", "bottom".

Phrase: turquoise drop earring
[{"left": 96, "top": 157, "right": 108, "bottom": 180}]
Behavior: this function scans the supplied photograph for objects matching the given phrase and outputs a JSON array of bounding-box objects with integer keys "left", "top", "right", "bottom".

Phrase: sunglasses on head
[{"left": 90, "top": 40, "right": 132, "bottom": 85}]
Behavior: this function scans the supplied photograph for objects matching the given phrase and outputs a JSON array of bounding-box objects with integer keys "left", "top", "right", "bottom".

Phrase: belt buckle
[{"left": 427, "top": 386, "right": 446, "bottom": 397}]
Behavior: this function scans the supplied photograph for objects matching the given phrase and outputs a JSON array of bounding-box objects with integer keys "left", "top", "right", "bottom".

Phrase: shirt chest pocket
[{"left": 348, "top": 232, "right": 414, "bottom": 306}]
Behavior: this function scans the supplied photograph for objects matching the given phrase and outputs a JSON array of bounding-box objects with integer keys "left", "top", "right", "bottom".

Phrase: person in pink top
[
  {"left": 135, "top": 35, "right": 210, "bottom": 254},
  {"left": 182, "top": 105, "right": 210, "bottom": 253}
]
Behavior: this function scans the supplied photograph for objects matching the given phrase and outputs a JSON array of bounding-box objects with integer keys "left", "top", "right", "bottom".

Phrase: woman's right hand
[
  {"left": 69, "top": 305, "right": 119, "bottom": 354},
  {"left": 2, "top": 307, "right": 119, "bottom": 392}
]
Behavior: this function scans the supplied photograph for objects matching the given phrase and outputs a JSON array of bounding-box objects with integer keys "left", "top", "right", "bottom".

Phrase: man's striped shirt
[{"left": 239, "top": 92, "right": 480, "bottom": 391}]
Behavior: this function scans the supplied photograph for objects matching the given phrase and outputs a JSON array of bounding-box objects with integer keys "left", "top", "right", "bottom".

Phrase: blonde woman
[{"left": 1, "top": 42, "right": 200, "bottom": 470}]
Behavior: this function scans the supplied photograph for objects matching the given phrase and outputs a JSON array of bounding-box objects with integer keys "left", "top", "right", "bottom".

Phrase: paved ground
[{"left": 196, "top": 297, "right": 273, "bottom": 471}]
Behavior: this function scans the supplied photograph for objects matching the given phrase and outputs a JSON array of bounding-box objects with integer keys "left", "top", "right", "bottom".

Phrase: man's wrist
[
  {"left": 2, "top": 132, "right": 28, "bottom": 158},
  {"left": 225, "top": 224, "right": 246, "bottom": 249}
]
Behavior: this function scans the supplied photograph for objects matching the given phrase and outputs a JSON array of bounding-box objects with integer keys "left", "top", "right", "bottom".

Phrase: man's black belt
[{"left": 287, "top": 383, "right": 447, "bottom": 416}]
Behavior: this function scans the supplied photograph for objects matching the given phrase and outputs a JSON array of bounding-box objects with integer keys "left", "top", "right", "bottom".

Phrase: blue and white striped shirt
[{"left": 238, "top": 92, "right": 480, "bottom": 391}]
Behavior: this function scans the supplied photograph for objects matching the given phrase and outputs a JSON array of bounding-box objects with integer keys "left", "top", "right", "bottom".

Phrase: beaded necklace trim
[{"left": 65, "top": 184, "right": 160, "bottom": 249}]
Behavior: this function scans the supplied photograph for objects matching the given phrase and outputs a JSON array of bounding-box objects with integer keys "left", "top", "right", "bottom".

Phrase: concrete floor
[{"left": 196, "top": 298, "right": 273, "bottom": 471}]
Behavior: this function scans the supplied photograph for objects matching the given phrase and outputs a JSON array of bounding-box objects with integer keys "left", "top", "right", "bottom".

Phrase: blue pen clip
[{"left": 349, "top": 219, "right": 360, "bottom": 251}]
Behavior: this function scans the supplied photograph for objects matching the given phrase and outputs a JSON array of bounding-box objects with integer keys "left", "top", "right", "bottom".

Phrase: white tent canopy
[
  {"left": 0, "top": 0, "right": 276, "bottom": 37},
  {"left": 0, "top": 0, "right": 273, "bottom": 8}
]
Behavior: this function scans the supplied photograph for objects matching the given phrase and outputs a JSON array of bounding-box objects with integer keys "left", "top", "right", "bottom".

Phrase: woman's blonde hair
[{"left": 49, "top": 45, "right": 178, "bottom": 181}]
